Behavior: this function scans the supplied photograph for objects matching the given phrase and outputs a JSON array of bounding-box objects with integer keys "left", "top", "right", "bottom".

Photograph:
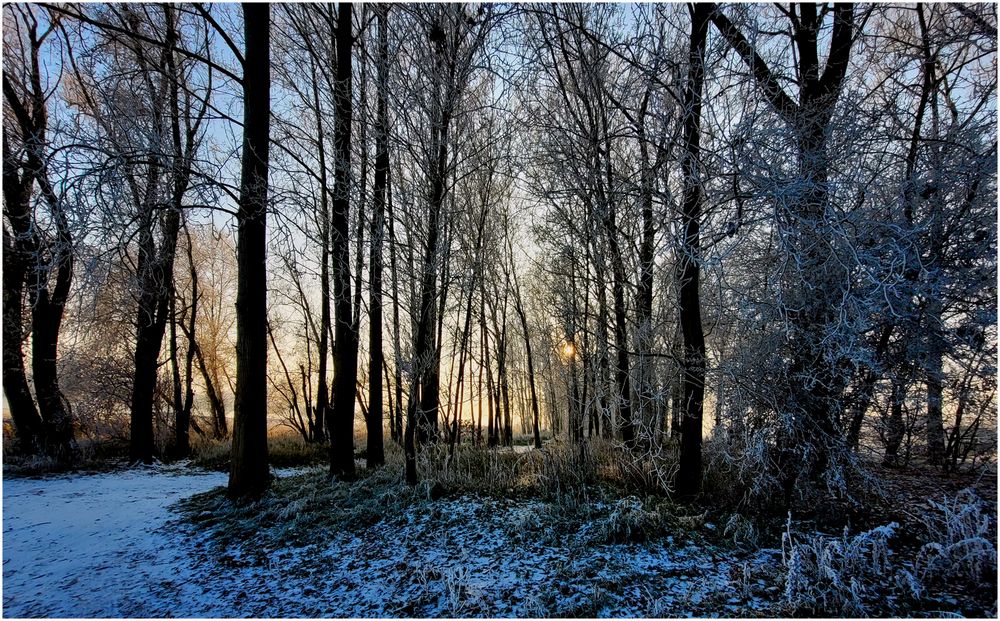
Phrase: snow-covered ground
[
  {"left": 3, "top": 465, "right": 233, "bottom": 617},
  {"left": 2, "top": 465, "right": 778, "bottom": 617}
]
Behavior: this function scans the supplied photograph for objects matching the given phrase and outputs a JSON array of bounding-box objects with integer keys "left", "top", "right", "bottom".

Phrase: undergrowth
[
  {"left": 189, "top": 434, "right": 328, "bottom": 471},
  {"left": 778, "top": 488, "right": 997, "bottom": 617}
]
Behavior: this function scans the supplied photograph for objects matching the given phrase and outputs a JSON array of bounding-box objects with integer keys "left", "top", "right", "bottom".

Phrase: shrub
[
  {"left": 190, "top": 434, "right": 328, "bottom": 472},
  {"left": 536, "top": 440, "right": 600, "bottom": 501},
  {"left": 591, "top": 496, "right": 659, "bottom": 543},
  {"left": 781, "top": 513, "right": 898, "bottom": 616},
  {"left": 913, "top": 489, "right": 996, "bottom": 584}
]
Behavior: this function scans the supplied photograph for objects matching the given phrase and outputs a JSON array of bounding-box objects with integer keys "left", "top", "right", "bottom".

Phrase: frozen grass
[
  {"left": 3, "top": 438, "right": 995, "bottom": 617},
  {"left": 175, "top": 467, "right": 765, "bottom": 617}
]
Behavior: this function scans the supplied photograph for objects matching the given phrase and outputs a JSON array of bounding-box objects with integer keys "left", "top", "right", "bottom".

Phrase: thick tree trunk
[
  {"left": 27, "top": 183, "right": 74, "bottom": 459},
  {"left": 366, "top": 5, "right": 390, "bottom": 470},
  {"left": 2, "top": 23, "right": 74, "bottom": 457},
  {"left": 329, "top": 2, "right": 359, "bottom": 480},
  {"left": 925, "top": 302, "right": 946, "bottom": 466},
  {"left": 129, "top": 253, "right": 163, "bottom": 464},
  {"left": 675, "top": 3, "right": 709, "bottom": 499},
  {"left": 884, "top": 377, "right": 906, "bottom": 466},
  {"left": 228, "top": 3, "right": 271, "bottom": 500},
  {"left": 1, "top": 230, "right": 42, "bottom": 450},
  {"left": 711, "top": 3, "right": 854, "bottom": 499}
]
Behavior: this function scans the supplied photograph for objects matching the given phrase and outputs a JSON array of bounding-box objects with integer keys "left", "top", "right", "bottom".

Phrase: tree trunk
[
  {"left": 228, "top": 3, "right": 271, "bottom": 500},
  {"left": 512, "top": 269, "right": 542, "bottom": 449},
  {"left": 312, "top": 53, "right": 332, "bottom": 445},
  {"left": 884, "top": 377, "right": 906, "bottom": 466},
  {"left": 172, "top": 225, "right": 198, "bottom": 457},
  {"left": 1, "top": 228, "right": 42, "bottom": 451},
  {"left": 675, "top": 3, "right": 709, "bottom": 499},
  {"left": 169, "top": 290, "right": 187, "bottom": 456},
  {"left": 387, "top": 167, "right": 404, "bottom": 444},
  {"left": 925, "top": 301, "right": 946, "bottom": 466},
  {"left": 711, "top": 3, "right": 854, "bottom": 497},
  {"left": 329, "top": 2, "right": 359, "bottom": 480},
  {"left": 635, "top": 88, "right": 656, "bottom": 447},
  {"left": 2, "top": 14, "right": 74, "bottom": 458},
  {"left": 366, "top": 5, "right": 390, "bottom": 470}
]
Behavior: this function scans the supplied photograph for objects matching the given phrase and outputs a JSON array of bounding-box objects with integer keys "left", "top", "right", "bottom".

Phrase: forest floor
[{"left": 2, "top": 453, "right": 996, "bottom": 618}]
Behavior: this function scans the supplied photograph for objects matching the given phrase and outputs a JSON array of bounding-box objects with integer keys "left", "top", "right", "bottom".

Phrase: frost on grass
[
  {"left": 778, "top": 488, "right": 998, "bottom": 617},
  {"left": 4, "top": 466, "right": 995, "bottom": 618},
  {"left": 170, "top": 469, "right": 776, "bottom": 617}
]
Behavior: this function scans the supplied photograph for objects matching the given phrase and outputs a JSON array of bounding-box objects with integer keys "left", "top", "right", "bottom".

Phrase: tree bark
[
  {"left": 312, "top": 53, "right": 332, "bottom": 445},
  {"left": 2, "top": 14, "right": 74, "bottom": 457},
  {"left": 513, "top": 271, "right": 542, "bottom": 449},
  {"left": 675, "top": 3, "right": 709, "bottom": 499},
  {"left": 711, "top": 3, "right": 855, "bottom": 496},
  {"left": 329, "top": 2, "right": 359, "bottom": 480},
  {"left": 1, "top": 227, "right": 42, "bottom": 451},
  {"left": 229, "top": 3, "right": 272, "bottom": 500},
  {"left": 366, "top": 5, "right": 390, "bottom": 469}
]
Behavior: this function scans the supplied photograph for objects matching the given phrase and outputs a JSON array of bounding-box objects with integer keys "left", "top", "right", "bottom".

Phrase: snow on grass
[
  {"left": 3, "top": 463, "right": 781, "bottom": 617},
  {"left": 3, "top": 460, "right": 994, "bottom": 617},
  {"left": 168, "top": 470, "right": 783, "bottom": 618}
]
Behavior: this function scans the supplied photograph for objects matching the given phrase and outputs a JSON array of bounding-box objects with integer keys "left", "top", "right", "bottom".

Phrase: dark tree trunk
[
  {"left": 675, "top": 3, "right": 709, "bottom": 499},
  {"left": 387, "top": 167, "right": 404, "bottom": 444},
  {"left": 608, "top": 243, "right": 634, "bottom": 447},
  {"left": 313, "top": 54, "right": 332, "bottom": 445},
  {"left": 884, "top": 377, "right": 906, "bottom": 466},
  {"left": 512, "top": 270, "right": 542, "bottom": 449},
  {"left": 366, "top": 5, "right": 390, "bottom": 470},
  {"left": 228, "top": 3, "right": 271, "bottom": 500},
  {"left": 329, "top": 2, "right": 358, "bottom": 480},
  {"left": 130, "top": 272, "right": 174, "bottom": 464},
  {"left": 1, "top": 228, "right": 42, "bottom": 451},
  {"left": 2, "top": 18, "right": 74, "bottom": 457},
  {"left": 176, "top": 228, "right": 198, "bottom": 456},
  {"left": 635, "top": 89, "right": 656, "bottom": 446},
  {"left": 128, "top": 12, "right": 188, "bottom": 465},
  {"left": 169, "top": 291, "right": 186, "bottom": 456},
  {"left": 29, "top": 256, "right": 74, "bottom": 459}
]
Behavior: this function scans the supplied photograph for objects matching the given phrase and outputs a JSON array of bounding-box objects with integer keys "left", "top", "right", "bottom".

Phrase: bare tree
[{"left": 229, "top": 2, "right": 272, "bottom": 499}]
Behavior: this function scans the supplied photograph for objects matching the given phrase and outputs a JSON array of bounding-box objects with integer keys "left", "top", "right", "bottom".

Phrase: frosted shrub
[
  {"left": 537, "top": 441, "right": 596, "bottom": 502},
  {"left": 592, "top": 496, "right": 658, "bottom": 543},
  {"left": 723, "top": 513, "right": 758, "bottom": 547},
  {"left": 440, "top": 565, "right": 486, "bottom": 616},
  {"left": 914, "top": 489, "right": 996, "bottom": 584},
  {"left": 781, "top": 514, "right": 898, "bottom": 616},
  {"left": 702, "top": 428, "right": 782, "bottom": 510}
]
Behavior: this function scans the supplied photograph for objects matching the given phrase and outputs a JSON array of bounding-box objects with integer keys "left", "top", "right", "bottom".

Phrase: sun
[{"left": 562, "top": 341, "right": 576, "bottom": 359}]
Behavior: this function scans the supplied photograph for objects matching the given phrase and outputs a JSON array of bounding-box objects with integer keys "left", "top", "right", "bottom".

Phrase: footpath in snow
[{"left": 2, "top": 465, "right": 232, "bottom": 617}]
